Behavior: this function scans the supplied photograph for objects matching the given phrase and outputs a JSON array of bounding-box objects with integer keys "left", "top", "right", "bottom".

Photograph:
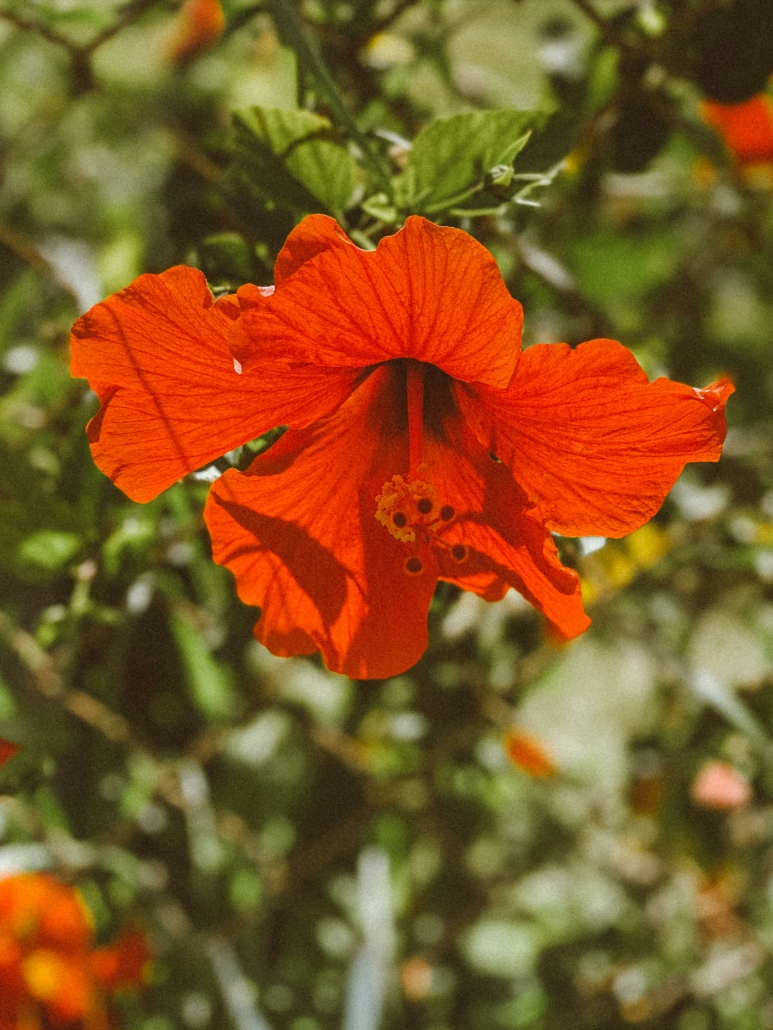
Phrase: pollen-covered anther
[{"left": 375, "top": 472, "right": 441, "bottom": 543}]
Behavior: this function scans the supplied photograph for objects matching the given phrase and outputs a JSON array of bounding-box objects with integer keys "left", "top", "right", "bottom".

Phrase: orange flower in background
[
  {"left": 0, "top": 873, "right": 151, "bottom": 1030},
  {"left": 70, "top": 216, "right": 733, "bottom": 679},
  {"left": 0, "top": 739, "right": 18, "bottom": 768},
  {"left": 504, "top": 727, "right": 556, "bottom": 778},
  {"left": 166, "top": 0, "right": 225, "bottom": 64},
  {"left": 701, "top": 93, "right": 773, "bottom": 168},
  {"left": 691, "top": 760, "right": 752, "bottom": 810}
]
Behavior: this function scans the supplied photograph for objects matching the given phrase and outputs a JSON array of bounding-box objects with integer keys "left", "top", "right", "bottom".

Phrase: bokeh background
[{"left": 2, "top": 0, "right": 773, "bottom": 1027}]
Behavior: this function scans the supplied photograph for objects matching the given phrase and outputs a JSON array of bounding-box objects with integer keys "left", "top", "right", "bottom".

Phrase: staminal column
[{"left": 406, "top": 360, "right": 425, "bottom": 475}]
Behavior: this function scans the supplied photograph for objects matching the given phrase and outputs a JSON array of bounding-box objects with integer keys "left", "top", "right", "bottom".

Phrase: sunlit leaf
[
  {"left": 231, "top": 107, "right": 360, "bottom": 215},
  {"left": 394, "top": 110, "right": 539, "bottom": 212}
]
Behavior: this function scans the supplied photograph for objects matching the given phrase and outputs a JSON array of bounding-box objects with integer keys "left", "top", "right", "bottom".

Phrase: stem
[
  {"left": 422, "top": 181, "right": 485, "bottom": 215},
  {"left": 406, "top": 360, "right": 424, "bottom": 474},
  {"left": 447, "top": 204, "right": 507, "bottom": 218},
  {"left": 267, "top": 0, "right": 393, "bottom": 194}
]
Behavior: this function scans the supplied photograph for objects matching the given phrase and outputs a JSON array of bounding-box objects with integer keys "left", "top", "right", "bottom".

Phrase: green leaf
[
  {"left": 0, "top": 272, "right": 37, "bottom": 357},
  {"left": 395, "top": 110, "right": 540, "bottom": 212},
  {"left": 231, "top": 107, "right": 359, "bottom": 215},
  {"left": 17, "top": 530, "right": 81, "bottom": 572},
  {"left": 169, "top": 608, "right": 236, "bottom": 722},
  {"left": 570, "top": 228, "right": 681, "bottom": 307},
  {"left": 0, "top": 445, "right": 80, "bottom": 579}
]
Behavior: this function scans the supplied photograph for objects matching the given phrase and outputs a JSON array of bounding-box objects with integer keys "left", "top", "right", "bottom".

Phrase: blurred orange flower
[
  {"left": 504, "top": 727, "right": 556, "bottom": 778},
  {"left": 701, "top": 93, "right": 773, "bottom": 169},
  {"left": 166, "top": 0, "right": 225, "bottom": 64},
  {"left": 71, "top": 216, "right": 733, "bottom": 679},
  {"left": 0, "top": 874, "right": 151, "bottom": 1030}
]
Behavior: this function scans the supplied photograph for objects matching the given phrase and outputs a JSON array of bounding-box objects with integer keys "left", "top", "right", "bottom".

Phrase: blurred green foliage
[{"left": 4, "top": 1, "right": 773, "bottom": 1029}]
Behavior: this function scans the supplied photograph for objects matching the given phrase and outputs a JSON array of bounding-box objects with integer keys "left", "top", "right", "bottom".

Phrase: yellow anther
[{"left": 375, "top": 467, "right": 440, "bottom": 543}]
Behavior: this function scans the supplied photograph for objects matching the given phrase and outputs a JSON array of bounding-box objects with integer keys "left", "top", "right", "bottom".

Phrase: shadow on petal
[{"left": 210, "top": 497, "right": 352, "bottom": 629}]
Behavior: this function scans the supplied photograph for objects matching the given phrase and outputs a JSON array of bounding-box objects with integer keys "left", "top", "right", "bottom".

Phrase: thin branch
[
  {"left": 0, "top": 8, "right": 72, "bottom": 49},
  {"left": 0, "top": 224, "right": 55, "bottom": 275},
  {"left": 369, "top": 0, "right": 422, "bottom": 35},
  {"left": 0, "top": 0, "right": 159, "bottom": 53},
  {"left": 79, "top": 0, "right": 161, "bottom": 55},
  {"left": 568, "top": 0, "right": 644, "bottom": 51},
  {"left": 0, "top": 613, "right": 139, "bottom": 747}
]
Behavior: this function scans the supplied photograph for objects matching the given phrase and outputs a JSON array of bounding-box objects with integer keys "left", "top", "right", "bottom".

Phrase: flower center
[
  {"left": 375, "top": 470, "right": 460, "bottom": 575},
  {"left": 375, "top": 467, "right": 445, "bottom": 543},
  {"left": 374, "top": 361, "right": 468, "bottom": 575}
]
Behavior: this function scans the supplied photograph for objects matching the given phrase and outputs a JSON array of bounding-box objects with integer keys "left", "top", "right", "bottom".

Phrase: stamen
[
  {"left": 405, "top": 556, "right": 424, "bottom": 575},
  {"left": 440, "top": 505, "right": 455, "bottom": 521},
  {"left": 375, "top": 471, "right": 439, "bottom": 543},
  {"left": 406, "top": 361, "right": 425, "bottom": 474}
]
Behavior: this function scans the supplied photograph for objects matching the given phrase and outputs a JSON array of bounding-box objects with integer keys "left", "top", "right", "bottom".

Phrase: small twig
[
  {"left": 568, "top": 0, "right": 644, "bottom": 51},
  {"left": 0, "top": 224, "right": 82, "bottom": 304},
  {"left": 0, "top": 224, "right": 53, "bottom": 275},
  {"left": 0, "top": 8, "right": 72, "bottom": 49},
  {"left": 0, "top": 613, "right": 140, "bottom": 747},
  {"left": 0, "top": 0, "right": 162, "bottom": 94},
  {"left": 79, "top": 0, "right": 161, "bottom": 55},
  {"left": 169, "top": 124, "right": 223, "bottom": 184},
  {"left": 369, "top": 0, "right": 421, "bottom": 35},
  {"left": 0, "top": 0, "right": 159, "bottom": 53}
]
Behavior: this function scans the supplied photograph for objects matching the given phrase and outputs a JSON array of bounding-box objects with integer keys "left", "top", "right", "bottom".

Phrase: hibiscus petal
[
  {"left": 205, "top": 366, "right": 438, "bottom": 679},
  {"left": 425, "top": 417, "right": 589, "bottom": 639},
  {"left": 274, "top": 213, "right": 356, "bottom": 284},
  {"left": 71, "top": 266, "right": 360, "bottom": 502},
  {"left": 458, "top": 339, "right": 733, "bottom": 538},
  {"left": 231, "top": 216, "right": 523, "bottom": 389}
]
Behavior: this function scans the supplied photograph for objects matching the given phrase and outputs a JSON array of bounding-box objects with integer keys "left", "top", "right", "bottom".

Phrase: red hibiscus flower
[
  {"left": 701, "top": 93, "right": 773, "bottom": 167},
  {"left": 0, "top": 873, "right": 151, "bottom": 1030},
  {"left": 0, "top": 739, "right": 18, "bottom": 769},
  {"left": 70, "top": 216, "right": 732, "bottom": 679}
]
